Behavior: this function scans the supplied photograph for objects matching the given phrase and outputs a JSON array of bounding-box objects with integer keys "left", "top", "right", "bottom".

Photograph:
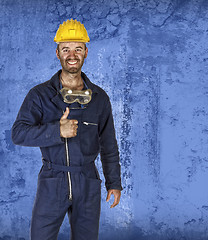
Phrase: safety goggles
[{"left": 60, "top": 88, "right": 92, "bottom": 105}]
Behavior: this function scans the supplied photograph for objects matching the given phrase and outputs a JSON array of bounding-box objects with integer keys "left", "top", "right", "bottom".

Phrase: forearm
[
  {"left": 12, "top": 120, "right": 64, "bottom": 147},
  {"left": 101, "top": 151, "right": 123, "bottom": 191},
  {"left": 97, "top": 96, "right": 123, "bottom": 191},
  {"left": 99, "top": 109, "right": 122, "bottom": 190}
]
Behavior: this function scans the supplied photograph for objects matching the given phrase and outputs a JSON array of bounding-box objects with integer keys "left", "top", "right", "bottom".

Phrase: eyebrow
[{"left": 61, "top": 46, "right": 84, "bottom": 50}]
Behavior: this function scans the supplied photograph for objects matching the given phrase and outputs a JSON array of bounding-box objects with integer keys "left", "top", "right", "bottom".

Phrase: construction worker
[{"left": 12, "top": 19, "right": 122, "bottom": 240}]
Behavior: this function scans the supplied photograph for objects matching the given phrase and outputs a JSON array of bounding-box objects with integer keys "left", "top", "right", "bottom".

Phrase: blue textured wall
[{"left": 1, "top": 0, "right": 208, "bottom": 239}]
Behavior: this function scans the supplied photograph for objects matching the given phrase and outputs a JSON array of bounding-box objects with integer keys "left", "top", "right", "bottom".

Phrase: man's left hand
[{"left": 106, "top": 189, "right": 121, "bottom": 208}]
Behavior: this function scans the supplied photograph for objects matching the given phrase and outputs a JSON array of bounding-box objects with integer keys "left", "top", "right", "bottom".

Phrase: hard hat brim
[{"left": 55, "top": 40, "right": 89, "bottom": 44}]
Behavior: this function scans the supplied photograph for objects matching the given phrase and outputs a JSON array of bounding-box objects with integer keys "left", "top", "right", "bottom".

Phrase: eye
[
  {"left": 62, "top": 48, "right": 69, "bottom": 53},
  {"left": 75, "top": 48, "right": 82, "bottom": 52}
]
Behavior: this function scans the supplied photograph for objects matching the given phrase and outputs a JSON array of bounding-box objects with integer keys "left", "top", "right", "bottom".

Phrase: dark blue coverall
[{"left": 12, "top": 70, "right": 122, "bottom": 240}]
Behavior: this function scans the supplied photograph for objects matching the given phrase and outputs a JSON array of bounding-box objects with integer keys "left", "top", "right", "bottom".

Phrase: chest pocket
[{"left": 80, "top": 113, "right": 99, "bottom": 155}]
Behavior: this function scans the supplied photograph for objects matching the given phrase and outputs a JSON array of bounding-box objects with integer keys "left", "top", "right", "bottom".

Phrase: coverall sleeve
[
  {"left": 99, "top": 97, "right": 123, "bottom": 191},
  {"left": 12, "top": 88, "right": 63, "bottom": 147}
]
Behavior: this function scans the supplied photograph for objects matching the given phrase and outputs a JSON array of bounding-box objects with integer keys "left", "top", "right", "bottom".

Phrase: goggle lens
[{"left": 60, "top": 88, "right": 92, "bottom": 104}]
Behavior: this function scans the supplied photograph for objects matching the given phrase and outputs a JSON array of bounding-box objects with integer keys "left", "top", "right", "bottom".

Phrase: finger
[
  {"left": 72, "top": 126, "right": 78, "bottom": 136},
  {"left": 73, "top": 125, "right": 78, "bottom": 131},
  {"left": 110, "top": 194, "right": 119, "bottom": 208},
  {"left": 71, "top": 119, "right": 78, "bottom": 125},
  {"left": 71, "top": 131, "right": 76, "bottom": 137},
  {"left": 106, "top": 190, "right": 112, "bottom": 202},
  {"left": 61, "top": 107, "right": 70, "bottom": 120}
]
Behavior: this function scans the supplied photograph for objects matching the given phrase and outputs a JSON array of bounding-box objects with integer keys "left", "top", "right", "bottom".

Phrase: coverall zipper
[
  {"left": 83, "top": 121, "right": 98, "bottom": 126},
  {"left": 62, "top": 107, "right": 72, "bottom": 201},
  {"left": 65, "top": 137, "right": 72, "bottom": 200},
  {"left": 65, "top": 122, "right": 97, "bottom": 200}
]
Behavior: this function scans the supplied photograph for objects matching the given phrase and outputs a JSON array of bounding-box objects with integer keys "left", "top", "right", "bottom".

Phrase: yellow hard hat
[{"left": 54, "top": 19, "right": 90, "bottom": 43}]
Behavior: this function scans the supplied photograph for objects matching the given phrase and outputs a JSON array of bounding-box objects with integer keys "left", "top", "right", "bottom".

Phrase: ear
[
  {"left": 84, "top": 47, "right": 88, "bottom": 59},
  {"left": 56, "top": 49, "right": 60, "bottom": 60}
]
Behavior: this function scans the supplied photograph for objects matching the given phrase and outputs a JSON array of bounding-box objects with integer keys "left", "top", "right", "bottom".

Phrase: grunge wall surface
[{"left": 0, "top": 0, "right": 208, "bottom": 239}]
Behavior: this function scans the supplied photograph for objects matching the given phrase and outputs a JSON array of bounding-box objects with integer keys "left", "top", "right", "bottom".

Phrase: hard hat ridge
[{"left": 54, "top": 18, "right": 90, "bottom": 43}]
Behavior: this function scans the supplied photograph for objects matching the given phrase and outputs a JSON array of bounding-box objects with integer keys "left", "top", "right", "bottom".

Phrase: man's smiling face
[{"left": 56, "top": 42, "right": 88, "bottom": 74}]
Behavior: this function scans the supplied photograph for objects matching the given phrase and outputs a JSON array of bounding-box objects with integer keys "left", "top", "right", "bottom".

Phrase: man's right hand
[{"left": 60, "top": 107, "right": 78, "bottom": 138}]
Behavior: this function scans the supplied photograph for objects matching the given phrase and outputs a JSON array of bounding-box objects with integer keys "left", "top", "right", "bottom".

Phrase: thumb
[
  {"left": 61, "top": 107, "right": 70, "bottom": 120},
  {"left": 106, "top": 190, "right": 112, "bottom": 202}
]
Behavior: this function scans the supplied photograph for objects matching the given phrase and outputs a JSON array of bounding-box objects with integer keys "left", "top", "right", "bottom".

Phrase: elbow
[
  {"left": 11, "top": 129, "right": 19, "bottom": 145},
  {"left": 11, "top": 125, "right": 23, "bottom": 145}
]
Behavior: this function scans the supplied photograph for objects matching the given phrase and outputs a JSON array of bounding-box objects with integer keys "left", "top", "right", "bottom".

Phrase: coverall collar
[
  {"left": 50, "top": 70, "right": 98, "bottom": 111},
  {"left": 50, "top": 70, "right": 98, "bottom": 93}
]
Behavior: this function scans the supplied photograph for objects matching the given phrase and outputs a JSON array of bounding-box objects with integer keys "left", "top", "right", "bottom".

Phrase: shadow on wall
[
  {"left": 0, "top": 219, "right": 206, "bottom": 240},
  {"left": 0, "top": 237, "right": 25, "bottom": 240},
  {"left": 57, "top": 225, "right": 208, "bottom": 240}
]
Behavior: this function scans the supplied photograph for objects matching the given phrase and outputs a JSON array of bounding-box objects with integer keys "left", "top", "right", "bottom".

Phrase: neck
[{"left": 60, "top": 71, "right": 84, "bottom": 90}]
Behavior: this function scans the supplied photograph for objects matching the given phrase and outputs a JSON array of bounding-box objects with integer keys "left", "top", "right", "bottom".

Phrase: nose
[{"left": 67, "top": 50, "right": 77, "bottom": 58}]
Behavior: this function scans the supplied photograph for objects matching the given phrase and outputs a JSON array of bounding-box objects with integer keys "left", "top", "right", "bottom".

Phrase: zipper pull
[{"left": 83, "top": 121, "right": 98, "bottom": 126}]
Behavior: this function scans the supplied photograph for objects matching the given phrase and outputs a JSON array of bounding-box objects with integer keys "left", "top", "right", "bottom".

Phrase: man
[{"left": 12, "top": 19, "right": 122, "bottom": 240}]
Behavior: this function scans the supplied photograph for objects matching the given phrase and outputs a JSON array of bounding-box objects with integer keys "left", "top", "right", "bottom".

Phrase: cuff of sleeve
[
  {"left": 106, "top": 184, "right": 123, "bottom": 191},
  {"left": 45, "top": 121, "right": 64, "bottom": 145}
]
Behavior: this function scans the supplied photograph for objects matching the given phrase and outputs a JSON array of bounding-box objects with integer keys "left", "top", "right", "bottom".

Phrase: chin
[
  {"left": 68, "top": 68, "right": 80, "bottom": 74},
  {"left": 69, "top": 68, "right": 78, "bottom": 72}
]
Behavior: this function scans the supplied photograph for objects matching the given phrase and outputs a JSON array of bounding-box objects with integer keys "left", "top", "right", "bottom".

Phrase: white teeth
[{"left": 67, "top": 61, "right": 77, "bottom": 64}]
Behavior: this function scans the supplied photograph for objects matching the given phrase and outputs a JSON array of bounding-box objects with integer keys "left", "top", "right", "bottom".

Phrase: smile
[{"left": 67, "top": 60, "right": 78, "bottom": 65}]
